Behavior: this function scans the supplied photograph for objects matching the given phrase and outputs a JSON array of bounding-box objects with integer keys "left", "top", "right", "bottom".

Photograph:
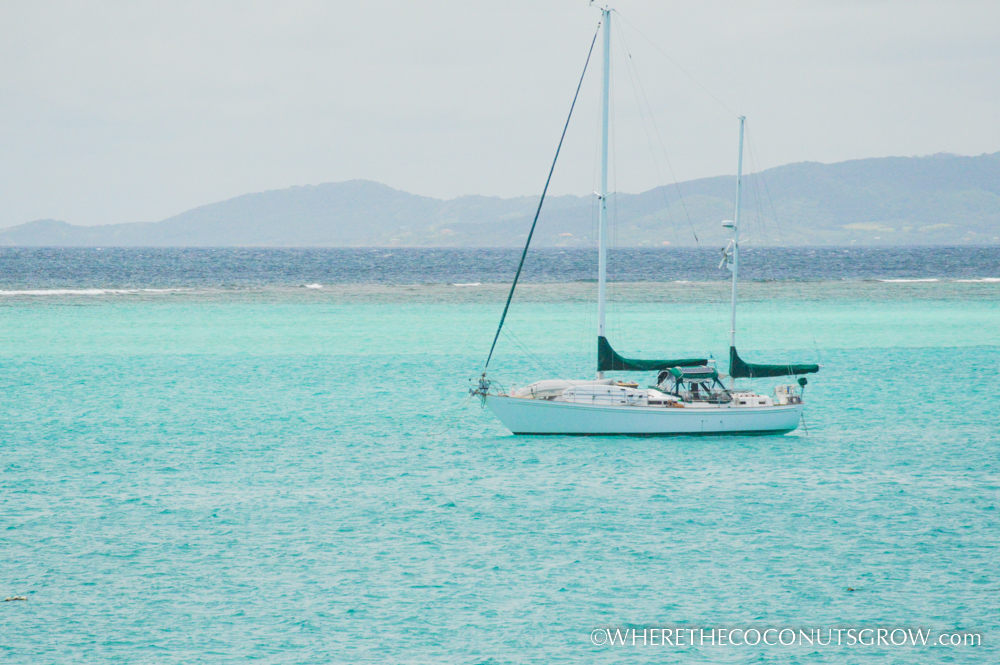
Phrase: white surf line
[{"left": 0, "top": 288, "right": 192, "bottom": 296}]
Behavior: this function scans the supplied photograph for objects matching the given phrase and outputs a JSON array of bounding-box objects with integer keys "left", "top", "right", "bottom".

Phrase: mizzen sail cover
[{"left": 729, "top": 346, "right": 819, "bottom": 378}]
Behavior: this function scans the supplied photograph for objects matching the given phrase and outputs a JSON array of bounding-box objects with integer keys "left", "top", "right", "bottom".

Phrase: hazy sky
[{"left": 1, "top": 0, "right": 998, "bottom": 227}]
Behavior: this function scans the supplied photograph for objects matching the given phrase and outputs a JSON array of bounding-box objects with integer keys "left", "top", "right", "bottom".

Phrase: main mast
[
  {"left": 728, "top": 116, "right": 745, "bottom": 388},
  {"left": 596, "top": 7, "right": 611, "bottom": 378}
]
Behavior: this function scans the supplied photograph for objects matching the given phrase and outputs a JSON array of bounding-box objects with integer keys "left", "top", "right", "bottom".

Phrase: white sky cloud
[{"left": 1, "top": 0, "right": 998, "bottom": 226}]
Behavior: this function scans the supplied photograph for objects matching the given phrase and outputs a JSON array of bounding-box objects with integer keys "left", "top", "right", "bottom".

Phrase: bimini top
[{"left": 667, "top": 365, "right": 720, "bottom": 382}]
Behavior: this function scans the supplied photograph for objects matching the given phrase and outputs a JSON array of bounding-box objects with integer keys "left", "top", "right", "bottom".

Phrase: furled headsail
[
  {"left": 598, "top": 336, "right": 707, "bottom": 372},
  {"left": 729, "top": 346, "right": 819, "bottom": 379}
]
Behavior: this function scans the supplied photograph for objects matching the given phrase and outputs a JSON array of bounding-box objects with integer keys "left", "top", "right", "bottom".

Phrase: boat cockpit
[{"left": 656, "top": 365, "right": 732, "bottom": 403}]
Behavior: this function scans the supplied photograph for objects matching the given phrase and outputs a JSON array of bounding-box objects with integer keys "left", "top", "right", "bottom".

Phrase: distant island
[{"left": 3, "top": 152, "right": 999, "bottom": 247}]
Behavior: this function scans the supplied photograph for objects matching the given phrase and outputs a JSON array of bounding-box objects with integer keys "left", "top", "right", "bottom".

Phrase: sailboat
[{"left": 473, "top": 7, "right": 818, "bottom": 435}]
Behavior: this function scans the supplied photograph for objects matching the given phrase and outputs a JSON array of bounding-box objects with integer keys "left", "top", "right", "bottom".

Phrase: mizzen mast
[{"left": 727, "top": 115, "right": 746, "bottom": 387}]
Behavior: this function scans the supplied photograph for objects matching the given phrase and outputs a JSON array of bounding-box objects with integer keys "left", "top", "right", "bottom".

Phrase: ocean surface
[
  {"left": 1, "top": 247, "right": 997, "bottom": 663},
  {"left": 0, "top": 246, "right": 997, "bottom": 287}
]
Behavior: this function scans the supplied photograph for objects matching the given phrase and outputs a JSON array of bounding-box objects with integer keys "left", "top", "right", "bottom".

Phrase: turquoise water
[{"left": 2, "top": 283, "right": 997, "bottom": 662}]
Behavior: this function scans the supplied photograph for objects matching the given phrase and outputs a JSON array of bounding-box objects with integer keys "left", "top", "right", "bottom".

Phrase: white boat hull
[{"left": 484, "top": 395, "right": 803, "bottom": 436}]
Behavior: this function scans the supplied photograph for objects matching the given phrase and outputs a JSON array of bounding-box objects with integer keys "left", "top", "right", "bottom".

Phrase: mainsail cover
[
  {"left": 729, "top": 346, "right": 819, "bottom": 378},
  {"left": 598, "top": 336, "right": 707, "bottom": 372}
]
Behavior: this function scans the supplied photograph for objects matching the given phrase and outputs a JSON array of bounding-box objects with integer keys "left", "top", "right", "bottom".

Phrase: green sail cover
[
  {"left": 598, "top": 336, "right": 707, "bottom": 372},
  {"left": 729, "top": 346, "right": 819, "bottom": 379}
]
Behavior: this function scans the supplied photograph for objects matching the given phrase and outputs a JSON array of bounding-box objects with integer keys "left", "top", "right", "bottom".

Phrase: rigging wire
[
  {"left": 483, "top": 21, "right": 601, "bottom": 371},
  {"left": 612, "top": 20, "right": 711, "bottom": 342},
  {"left": 747, "top": 131, "right": 822, "bottom": 368},
  {"left": 425, "top": 392, "right": 476, "bottom": 437},
  {"left": 613, "top": 19, "right": 680, "bottom": 247},
  {"left": 501, "top": 327, "right": 563, "bottom": 378},
  {"left": 610, "top": 21, "right": 637, "bottom": 352},
  {"left": 742, "top": 133, "right": 771, "bottom": 369},
  {"left": 604, "top": 22, "right": 625, "bottom": 355},
  {"left": 744, "top": 123, "right": 824, "bottom": 366},
  {"left": 585, "top": 123, "right": 600, "bottom": 374},
  {"left": 582, "top": 68, "right": 604, "bottom": 377},
  {"left": 612, "top": 9, "right": 739, "bottom": 120},
  {"left": 743, "top": 123, "right": 796, "bottom": 383},
  {"left": 614, "top": 19, "right": 700, "bottom": 246}
]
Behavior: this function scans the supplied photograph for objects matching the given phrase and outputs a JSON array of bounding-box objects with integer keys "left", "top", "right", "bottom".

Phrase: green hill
[{"left": 3, "top": 152, "right": 998, "bottom": 246}]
